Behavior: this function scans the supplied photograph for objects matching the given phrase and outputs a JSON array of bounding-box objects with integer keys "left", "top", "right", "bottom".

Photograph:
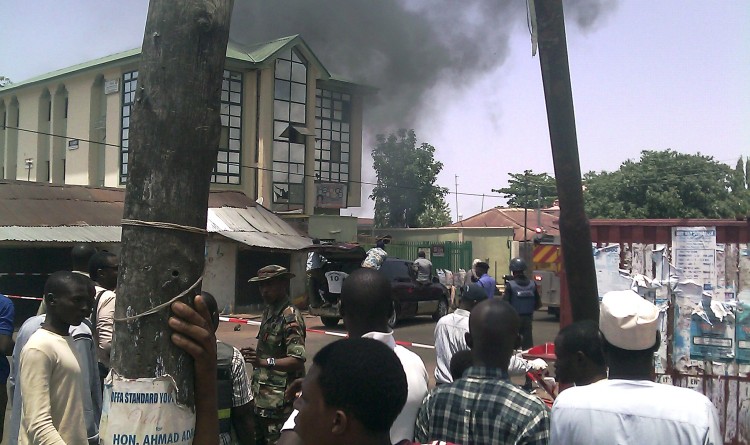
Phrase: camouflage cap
[{"left": 249, "top": 265, "right": 295, "bottom": 282}]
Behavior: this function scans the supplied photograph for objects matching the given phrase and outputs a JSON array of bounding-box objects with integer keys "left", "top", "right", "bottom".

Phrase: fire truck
[{"left": 531, "top": 232, "right": 562, "bottom": 318}]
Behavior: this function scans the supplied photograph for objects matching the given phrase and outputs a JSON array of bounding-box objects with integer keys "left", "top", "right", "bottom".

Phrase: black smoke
[{"left": 230, "top": 0, "right": 616, "bottom": 132}]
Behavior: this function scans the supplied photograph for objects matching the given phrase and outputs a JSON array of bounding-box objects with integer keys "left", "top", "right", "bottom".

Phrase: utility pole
[
  {"left": 454, "top": 174, "right": 461, "bottom": 224},
  {"left": 110, "top": 0, "right": 233, "bottom": 411},
  {"left": 535, "top": 0, "right": 599, "bottom": 323}
]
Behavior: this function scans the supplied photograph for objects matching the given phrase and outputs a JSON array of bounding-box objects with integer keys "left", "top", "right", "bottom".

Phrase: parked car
[{"left": 308, "top": 244, "right": 450, "bottom": 328}]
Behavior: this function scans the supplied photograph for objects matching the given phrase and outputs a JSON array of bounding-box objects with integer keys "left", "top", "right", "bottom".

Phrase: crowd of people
[{"left": 3, "top": 245, "right": 724, "bottom": 445}]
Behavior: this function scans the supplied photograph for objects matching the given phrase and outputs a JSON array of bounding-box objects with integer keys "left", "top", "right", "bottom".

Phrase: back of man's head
[
  {"left": 313, "top": 337, "right": 407, "bottom": 435},
  {"left": 599, "top": 290, "right": 660, "bottom": 377},
  {"left": 71, "top": 244, "right": 97, "bottom": 272},
  {"left": 467, "top": 299, "right": 520, "bottom": 369},
  {"left": 417, "top": 251, "right": 426, "bottom": 258},
  {"left": 200, "top": 291, "right": 220, "bottom": 333},
  {"left": 554, "top": 320, "right": 606, "bottom": 385},
  {"left": 340, "top": 268, "right": 392, "bottom": 336},
  {"left": 88, "top": 251, "right": 117, "bottom": 281}
]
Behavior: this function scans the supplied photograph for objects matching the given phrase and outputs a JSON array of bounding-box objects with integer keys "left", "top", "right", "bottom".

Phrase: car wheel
[
  {"left": 387, "top": 302, "right": 398, "bottom": 329},
  {"left": 433, "top": 297, "right": 449, "bottom": 321},
  {"left": 321, "top": 317, "right": 340, "bottom": 328}
]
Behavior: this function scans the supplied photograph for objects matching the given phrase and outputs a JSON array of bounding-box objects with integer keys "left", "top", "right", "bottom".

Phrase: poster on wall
[
  {"left": 672, "top": 227, "right": 716, "bottom": 291},
  {"left": 737, "top": 302, "right": 750, "bottom": 364},
  {"left": 689, "top": 296, "right": 735, "bottom": 362}
]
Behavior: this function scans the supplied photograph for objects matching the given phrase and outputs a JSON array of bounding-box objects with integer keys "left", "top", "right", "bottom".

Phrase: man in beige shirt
[
  {"left": 88, "top": 251, "right": 118, "bottom": 379},
  {"left": 19, "top": 271, "right": 95, "bottom": 445}
]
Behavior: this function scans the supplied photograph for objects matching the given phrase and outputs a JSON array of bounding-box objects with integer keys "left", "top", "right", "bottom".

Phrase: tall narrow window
[
  {"left": 272, "top": 48, "right": 307, "bottom": 205},
  {"left": 213, "top": 70, "right": 242, "bottom": 184},
  {"left": 315, "top": 89, "right": 351, "bottom": 184},
  {"left": 119, "top": 70, "right": 137, "bottom": 183}
]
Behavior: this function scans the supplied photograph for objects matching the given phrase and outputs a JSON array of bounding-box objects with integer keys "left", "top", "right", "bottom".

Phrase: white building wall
[{"left": 203, "top": 237, "right": 238, "bottom": 313}]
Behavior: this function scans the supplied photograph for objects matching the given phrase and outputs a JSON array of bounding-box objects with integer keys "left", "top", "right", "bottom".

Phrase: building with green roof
[{"left": 0, "top": 35, "right": 375, "bottom": 215}]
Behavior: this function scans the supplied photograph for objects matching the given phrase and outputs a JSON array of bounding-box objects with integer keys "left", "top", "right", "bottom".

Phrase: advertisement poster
[
  {"left": 672, "top": 227, "right": 716, "bottom": 291},
  {"left": 689, "top": 296, "right": 735, "bottom": 362},
  {"left": 100, "top": 374, "right": 195, "bottom": 445}
]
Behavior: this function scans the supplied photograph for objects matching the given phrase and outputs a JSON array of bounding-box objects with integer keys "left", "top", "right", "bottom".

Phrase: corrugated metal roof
[
  {"left": 0, "top": 226, "right": 121, "bottom": 243},
  {"left": 0, "top": 180, "right": 254, "bottom": 227},
  {"left": 451, "top": 207, "right": 560, "bottom": 240},
  {"left": 208, "top": 207, "right": 311, "bottom": 251},
  {"left": 0, "top": 36, "right": 334, "bottom": 95}
]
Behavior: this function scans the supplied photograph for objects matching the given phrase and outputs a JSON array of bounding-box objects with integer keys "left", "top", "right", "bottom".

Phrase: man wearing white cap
[{"left": 550, "top": 290, "right": 722, "bottom": 445}]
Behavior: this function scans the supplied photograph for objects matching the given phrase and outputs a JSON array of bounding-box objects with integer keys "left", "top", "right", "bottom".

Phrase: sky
[{"left": 1, "top": 1, "right": 748, "bottom": 221}]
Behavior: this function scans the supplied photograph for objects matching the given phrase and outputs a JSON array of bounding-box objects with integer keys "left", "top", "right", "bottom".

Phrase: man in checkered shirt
[
  {"left": 415, "top": 299, "right": 550, "bottom": 445},
  {"left": 203, "top": 292, "right": 255, "bottom": 445}
]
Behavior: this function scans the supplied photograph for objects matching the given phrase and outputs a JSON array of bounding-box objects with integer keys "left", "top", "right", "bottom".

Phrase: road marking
[{"left": 219, "top": 316, "right": 436, "bottom": 350}]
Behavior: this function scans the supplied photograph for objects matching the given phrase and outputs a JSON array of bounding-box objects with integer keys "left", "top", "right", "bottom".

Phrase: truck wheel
[
  {"left": 321, "top": 317, "right": 340, "bottom": 328},
  {"left": 433, "top": 297, "right": 449, "bottom": 321}
]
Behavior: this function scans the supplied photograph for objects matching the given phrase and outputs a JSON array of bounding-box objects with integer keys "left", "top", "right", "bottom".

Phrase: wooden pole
[
  {"left": 535, "top": 0, "right": 600, "bottom": 323},
  {"left": 110, "top": 0, "right": 233, "bottom": 406}
]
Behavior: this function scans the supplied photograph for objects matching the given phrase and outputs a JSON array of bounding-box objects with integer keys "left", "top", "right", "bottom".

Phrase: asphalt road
[{"left": 216, "top": 307, "right": 561, "bottom": 387}]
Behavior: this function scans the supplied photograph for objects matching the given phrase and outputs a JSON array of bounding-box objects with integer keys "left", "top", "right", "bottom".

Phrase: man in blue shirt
[
  {"left": 0, "top": 293, "right": 14, "bottom": 440},
  {"left": 475, "top": 261, "right": 497, "bottom": 299}
]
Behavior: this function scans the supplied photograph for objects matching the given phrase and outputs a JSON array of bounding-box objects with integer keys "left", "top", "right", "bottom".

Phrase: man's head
[
  {"left": 249, "top": 265, "right": 294, "bottom": 305},
  {"left": 466, "top": 299, "right": 520, "bottom": 369},
  {"left": 339, "top": 268, "right": 392, "bottom": 337},
  {"left": 599, "top": 290, "right": 660, "bottom": 377},
  {"left": 459, "top": 283, "right": 488, "bottom": 311},
  {"left": 475, "top": 261, "right": 489, "bottom": 277},
  {"left": 509, "top": 257, "right": 527, "bottom": 278},
  {"left": 200, "top": 291, "right": 220, "bottom": 333},
  {"left": 294, "top": 337, "right": 407, "bottom": 445},
  {"left": 88, "top": 251, "right": 118, "bottom": 290},
  {"left": 554, "top": 320, "right": 606, "bottom": 386},
  {"left": 44, "top": 271, "right": 96, "bottom": 327},
  {"left": 450, "top": 349, "right": 474, "bottom": 381},
  {"left": 417, "top": 251, "right": 426, "bottom": 258},
  {"left": 376, "top": 240, "right": 386, "bottom": 249},
  {"left": 71, "top": 244, "right": 97, "bottom": 273}
]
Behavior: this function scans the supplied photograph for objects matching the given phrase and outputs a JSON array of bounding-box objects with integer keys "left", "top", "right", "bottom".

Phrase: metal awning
[
  {"left": 215, "top": 231, "right": 311, "bottom": 251},
  {"left": 207, "top": 206, "right": 311, "bottom": 251},
  {"left": 0, "top": 226, "right": 122, "bottom": 243}
]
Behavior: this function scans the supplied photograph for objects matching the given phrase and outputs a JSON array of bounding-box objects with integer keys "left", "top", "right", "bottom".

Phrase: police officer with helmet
[{"left": 503, "top": 257, "right": 541, "bottom": 391}]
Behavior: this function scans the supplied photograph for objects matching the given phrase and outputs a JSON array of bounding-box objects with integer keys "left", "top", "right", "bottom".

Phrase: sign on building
[
  {"left": 104, "top": 79, "right": 120, "bottom": 95},
  {"left": 315, "top": 183, "right": 347, "bottom": 209},
  {"left": 68, "top": 139, "right": 79, "bottom": 150}
]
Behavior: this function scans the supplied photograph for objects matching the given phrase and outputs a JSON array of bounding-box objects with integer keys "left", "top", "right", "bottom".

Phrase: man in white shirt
[
  {"left": 551, "top": 290, "right": 723, "bottom": 445},
  {"left": 278, "top": 268, "right": 429, "bottom": 445},
  {"left": 88, "top": 251, "right": 118, "bottom": 382},
  {"left": 434, "top": 283, "right": 544, "bottom": 385},
  {"left": 306, "top": 239, "right": 328, "bottom": 308},
  {"left": 413, "top": 251, "right": 433, "bottom": 284}
]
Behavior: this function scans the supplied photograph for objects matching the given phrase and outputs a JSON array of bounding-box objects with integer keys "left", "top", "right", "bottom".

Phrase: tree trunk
[
  {"left": 110, "top": 0, "right": 233, "bottom": 406},
  {"left": 535, "top": 0, "right": 600, "bottom": 323}
]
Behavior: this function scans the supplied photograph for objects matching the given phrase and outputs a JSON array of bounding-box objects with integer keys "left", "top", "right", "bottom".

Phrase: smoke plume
[{"left": 230, "top": 0, "right": 616, "bottom": 132}]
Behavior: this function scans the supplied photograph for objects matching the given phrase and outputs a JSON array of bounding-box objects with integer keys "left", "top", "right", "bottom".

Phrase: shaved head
[
  {"left": 340, "top": 268, "right": 392, "bottom": 337},
  {"left": 467, "top": 299, "right": 520, "bottom": 369}
]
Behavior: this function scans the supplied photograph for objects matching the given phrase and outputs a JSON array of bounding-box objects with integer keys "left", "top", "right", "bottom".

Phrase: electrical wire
[{"left": 1, "top": 125, "right": 743, "bottom": 197}]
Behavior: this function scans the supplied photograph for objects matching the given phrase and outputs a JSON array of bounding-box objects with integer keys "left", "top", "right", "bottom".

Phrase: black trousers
[{"left": 519, "top": 314, "right": 534, "bottom": 350}]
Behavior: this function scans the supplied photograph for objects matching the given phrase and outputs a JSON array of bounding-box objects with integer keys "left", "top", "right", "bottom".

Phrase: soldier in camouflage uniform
[{"left": 241, "top": 265, "right": 306, "bottom": 445}]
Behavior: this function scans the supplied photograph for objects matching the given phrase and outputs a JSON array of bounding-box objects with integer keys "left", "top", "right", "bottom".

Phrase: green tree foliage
[
  {"left": 583, "top": 150, "right": 745, "bottom": 219},
  {"left": 371, "top": 129, "right": 449, "bottom": 228},
  {"left": 492, "top": 170, "right": 557, "bottom": 208},
  {"left": 417, "top": 200, "right": 452, "bottom": 228}
]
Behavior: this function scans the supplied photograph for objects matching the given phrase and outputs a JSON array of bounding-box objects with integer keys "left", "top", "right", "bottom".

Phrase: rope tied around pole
[
  {"left": 121, "top": 219, "right": 208, "bottom": 235},
  {"left": 113, "top": 273, "right": 204, "bottom": 323}
]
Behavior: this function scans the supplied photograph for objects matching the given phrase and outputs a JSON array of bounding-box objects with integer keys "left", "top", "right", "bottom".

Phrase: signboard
[
  {"left": 105, "top": 79, "right": 120, "bottom": 95},
  {"left": 736, "top": 302, "right": 750, "bottom": 364},
  {"left": 430, "top": 245, "right": 444, "bottom": 257},
  {"left": 100, "top": 374, "right": 195, "bottom": 445},
  {"left": 68, "top": 139, "right": 79, "bottom": 150},
  {"left": 672, "top": 227, "right": 716, "bottom": 290},
  {"left": 315, "top": 183, "right": 348, "bottom": 209}
]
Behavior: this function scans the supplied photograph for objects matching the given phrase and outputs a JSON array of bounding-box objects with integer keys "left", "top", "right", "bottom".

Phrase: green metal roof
[{"left": 0, "top": 35, "right": 336, "bottom": 94}]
